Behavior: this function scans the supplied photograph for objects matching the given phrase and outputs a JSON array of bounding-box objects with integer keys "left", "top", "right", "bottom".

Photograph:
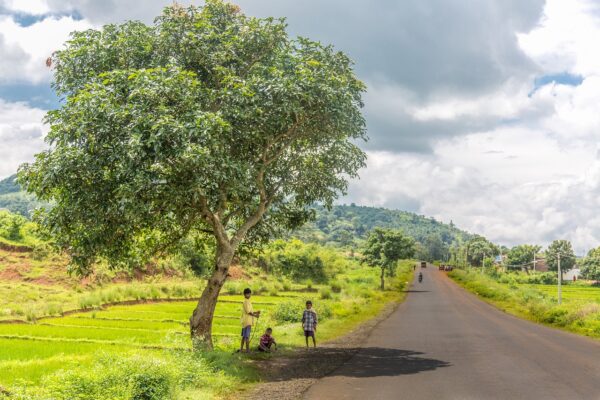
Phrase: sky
[{"left": 0, "top": 0, "right": 599, "bottom": 254}]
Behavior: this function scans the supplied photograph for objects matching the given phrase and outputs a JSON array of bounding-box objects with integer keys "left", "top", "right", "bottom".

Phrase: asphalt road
[{"left": 305, "top": 266, "right": 600, "bottom": 400}]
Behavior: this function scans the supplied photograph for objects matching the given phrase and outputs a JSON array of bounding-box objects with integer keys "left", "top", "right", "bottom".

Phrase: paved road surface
[{"left": 305, "top": 266, "right": 600, "bottom": 400}]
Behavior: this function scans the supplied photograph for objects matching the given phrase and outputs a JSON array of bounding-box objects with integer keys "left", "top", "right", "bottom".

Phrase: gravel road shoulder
[{"left": 240, "top": 300, "right": 403, "bottom": 400}]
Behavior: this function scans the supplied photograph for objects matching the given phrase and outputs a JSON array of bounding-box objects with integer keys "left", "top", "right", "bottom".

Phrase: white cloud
[
  {"left": 0, "top": 14, "right": 91, "bottom": 83},
  {"left": 0, "top": 99, "right": 46, "bottom": 178},
  {"left": 2, "top": 0, "right": 50, "bottom": 15},
  {"left": 518, "top": 0, "right": 600, "bottom": 76},
  {"left": 346, "top": 150, "right": 600, "bottom": 254}
]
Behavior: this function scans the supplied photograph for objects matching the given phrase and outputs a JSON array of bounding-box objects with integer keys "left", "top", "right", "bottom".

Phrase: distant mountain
[
  {"left": 0, "top": 175, "right": 42, "bottom": 218},
  {"left": 292, "top": 204, "right": 473, "bottom": 259}
]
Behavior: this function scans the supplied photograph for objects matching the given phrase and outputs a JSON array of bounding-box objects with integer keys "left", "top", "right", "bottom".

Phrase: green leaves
[
  {"left": 546, "top": 240, "right": 576, "bottom": 272},
  {"left": 362, "top": 228, "right": 416, "bottom": 270},
  {"left": 20, "top": 0, "right": 366, "bottom": 274},
  {"left": 506, "top": 244, "right": 542, "bottom": 269},
  {"left": 580, "top": 247, "right": 600, "bottom": 280},
  {"left": 465, "top": 236, "right": 499, "bottom": 267}
]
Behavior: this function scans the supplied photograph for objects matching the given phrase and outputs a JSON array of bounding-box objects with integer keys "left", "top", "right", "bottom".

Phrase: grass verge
[{"left": 449, "top": 268, "right": 600, "bottom": 340}]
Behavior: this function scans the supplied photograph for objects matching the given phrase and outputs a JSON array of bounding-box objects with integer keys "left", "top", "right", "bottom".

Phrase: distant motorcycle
[{"left": 418, "top": 272, "right": 423, "bottom": 283}]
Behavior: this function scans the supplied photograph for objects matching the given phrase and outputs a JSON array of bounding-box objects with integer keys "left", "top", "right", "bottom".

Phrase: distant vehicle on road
[
  {"left": 444, "top": 265, "right": 453, "bottom": 271},
  {"left": 421, "top": 261, "right": 427, "bottom": 268},
  {"left": 439, "top": 265, "right": 445, "bottom": 271}
]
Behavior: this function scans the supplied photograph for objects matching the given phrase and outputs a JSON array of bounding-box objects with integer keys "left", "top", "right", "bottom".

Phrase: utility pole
[
  {"left": 481, "top": 252, "right": 486, "bottom": 274},
  {"left": 557, "top": 253, "right": 562, "bottom": 305}
]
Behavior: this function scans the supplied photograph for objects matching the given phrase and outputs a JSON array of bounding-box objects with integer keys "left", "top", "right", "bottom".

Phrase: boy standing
[
  {"left": 302, "top": 300, "right": 318, "bottom": 348},
  {"left": 258, "top": 328, "right": 277, "bottom": 352},
  {"left": 240, "top": 288, "right": 260, "bottom": 353}
]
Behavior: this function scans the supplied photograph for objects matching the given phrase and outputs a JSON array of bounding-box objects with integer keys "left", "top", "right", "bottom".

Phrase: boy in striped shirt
[{"left": 302, "top": 300, "right": 317, "bottom": 348}]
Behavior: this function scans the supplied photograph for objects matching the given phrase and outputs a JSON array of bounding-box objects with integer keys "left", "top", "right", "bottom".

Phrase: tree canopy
[
  {"left": 545, "top": 240, "right": 576, "bottom": 273},
  {"left": 506, "top": 244, "right": 541, "bottom": 271},
  {"left": 465, "top": 236, "right": 499, "bottom": 267},
  {"left": 19, "top": 1, "right": 366, "bottom": 345},
  {"left": 580, "top": 246, "right": 600, "bottom": 280},
  {"left": 362, "top": 228, "right": 415, "bottom": 289}
]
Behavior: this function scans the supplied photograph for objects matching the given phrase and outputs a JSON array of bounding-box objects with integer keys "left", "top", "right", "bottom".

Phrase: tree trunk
[
  {"left": 380, "top": 267, "right": 385, "bottom": 290},
  {"left": 189, "top": 242, "right": 234, "bottom": 349}
]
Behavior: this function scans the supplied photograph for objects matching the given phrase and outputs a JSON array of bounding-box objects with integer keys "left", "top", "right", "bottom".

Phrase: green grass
[{"left": 449, "top": 268, "right": 600, "bottom": 340}]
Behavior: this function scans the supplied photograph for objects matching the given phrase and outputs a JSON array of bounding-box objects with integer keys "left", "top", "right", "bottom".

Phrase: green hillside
[
  {"left": 0, "top": 174, "right": 19, "bottom": 195},
  {"left": 0, "top": 174, "right": 43, "bottom": 218},
  {"left": 293, "top": 204, "right": 473, "bottom": 260}
]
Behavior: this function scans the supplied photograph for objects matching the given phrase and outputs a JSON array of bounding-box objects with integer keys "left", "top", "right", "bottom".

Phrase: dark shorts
[
  {"left": 241, "top": 326, "right": 251, "bottom": 339},
  {"left": 304, "top": 330, "right": 315, "bottom": 337}
]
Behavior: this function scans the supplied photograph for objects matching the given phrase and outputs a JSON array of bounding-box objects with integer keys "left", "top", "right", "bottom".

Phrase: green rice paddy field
[
  {"left": 526, "top": 284, "right": 600, "bottom": 303},
  {"left": 0, "top": 263, "right": 413, "bottom": 399},
  {"left": 0, "top": 296, "right": 275, "bottom": 387}
]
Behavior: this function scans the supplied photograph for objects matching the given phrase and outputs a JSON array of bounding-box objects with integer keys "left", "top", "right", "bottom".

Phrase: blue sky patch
[
  {"left": 534, "top": 72, "right": 583, "bottom": 89},
  {"left": 0, "top": 83, "right": 59, "bottom": 110},
  {"left": 4, "top": 10, "right": 83, "bottom": 27}
]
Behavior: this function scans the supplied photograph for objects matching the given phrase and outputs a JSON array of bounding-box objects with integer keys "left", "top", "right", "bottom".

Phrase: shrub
[
  {"left": 273, "top": 301, "right": 303, "bottom": 323},
  {"left": 320, "top": 288, "right": 332, "bottom": 299},
  {"left": 42, "top": 354, "right": 177, "bottom": 400},
  {"left": 305, "top": 279, "right": 313, "bottom": 289},
  {"left": 25, "top": 307, "right": 38, "bottom": 322},
  {"left": 282, "top": 280, "right": 292, "bottom": 291},
  {"left": 318, "top": 303, "right": 333, "bottom": 321},
  {"left": 259, "top": 239, "right": 354, "bottom": 282},
  {"left": 31, "top": 243, "right": 52, "bottom": 260},
  {"left": 330, "top": 281, "right": 342, "bottom": 293}
]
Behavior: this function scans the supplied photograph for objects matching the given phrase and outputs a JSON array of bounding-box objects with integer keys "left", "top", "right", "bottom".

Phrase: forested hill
[
  {"left": 293, "top": 204, "right": 472, "bottom": 251},
  {"left": 0, "top": 174, "right": 19, "bottom": 195},
  {"left": 0, "top": 174, "right": 42, "bottom": 218}
]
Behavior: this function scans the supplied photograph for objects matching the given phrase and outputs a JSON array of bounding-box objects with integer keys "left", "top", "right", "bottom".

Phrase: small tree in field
[
  {"left": 362, "top": 228, "right": 415, "bottom": 290},
  {"left": 19, "top": 1, "right": 366, "bottom": 348},
  {"left": 545, "top": 240, "right": 576, "bottom": 277}
]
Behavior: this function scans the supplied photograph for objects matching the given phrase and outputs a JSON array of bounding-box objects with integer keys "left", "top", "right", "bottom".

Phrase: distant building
[
  {"left": 532, "top": 256, "right": 548, "bottom": 272},
  {"left": 564, "top": 268, "right": 581, "bottom": 281}
]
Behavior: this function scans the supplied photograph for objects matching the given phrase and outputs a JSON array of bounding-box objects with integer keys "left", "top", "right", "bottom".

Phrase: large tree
[
  {"left": 19, "top": 1, "right": 366, "bottom": 347},
  {"left": 465, "top": 236, "right": 498, "bottom": 267},
  {"left": 545, "top": 240, "right": 576, "bottom": 275},
  {"left": 506, "top": 244, "right": 542, "bottom": 272},
  {"left": 362, "top": 228, "right": 415, "bottom": 290}
]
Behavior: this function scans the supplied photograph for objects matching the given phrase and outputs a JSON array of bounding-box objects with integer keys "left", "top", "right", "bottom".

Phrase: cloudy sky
[{"left": 0, "top": 0, "right": 599, "bottom": 253}]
